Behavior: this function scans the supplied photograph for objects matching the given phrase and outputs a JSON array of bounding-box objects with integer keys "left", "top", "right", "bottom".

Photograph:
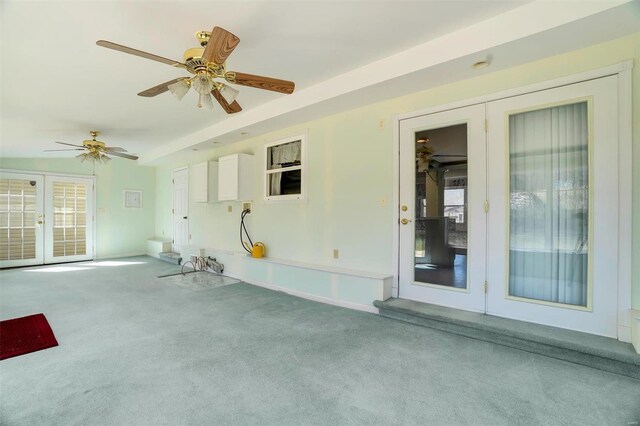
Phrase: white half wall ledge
[
  {"left": 181, "top": 246, "right": 392, "bottom": 311},
  {"left": 138, "top": 0, "right": 637, "bottom": 165},
  {"left": 146, "top": 239, "right": 172, "bottom": 258}
]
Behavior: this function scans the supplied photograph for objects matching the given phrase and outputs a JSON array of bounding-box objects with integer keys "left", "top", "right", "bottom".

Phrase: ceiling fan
[
  {"left": 416, "top": 139, "right": 467, "bottom": 173},
  {"left": 96, "top": 26, "right": 295, "bottom": 114},
  {"left": 45, "top": 131, "right": 138, "bottom": 163}
]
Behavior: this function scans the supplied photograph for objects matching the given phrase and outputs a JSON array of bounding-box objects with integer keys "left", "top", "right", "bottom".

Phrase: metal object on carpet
[{"left": 159, "top": 252, "right": 182, "bottom": 265}]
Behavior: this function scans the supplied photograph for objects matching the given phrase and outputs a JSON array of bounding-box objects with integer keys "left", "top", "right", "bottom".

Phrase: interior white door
[
  {"left": 398, "top": 104, "right": 486, "bottom": 312},
  {"left": 44, "top": 175, "right": 94, "bottom": 263},
  {"left": 172, "top": 168, "right": 189, "bottom": 252},
  {"left": 486, "top": 75, "right": 619, "bottom": 337},
  {"left": 0, "top": 172, "right": 45, "bottom": 267}
]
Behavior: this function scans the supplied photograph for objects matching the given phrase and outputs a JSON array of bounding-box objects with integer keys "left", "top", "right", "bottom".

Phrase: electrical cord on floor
[
  {"left": 240, "top": 208, "right": 253, "bottom": 254},
  {"left": 180, "top": 256, "right": 206, "bottom": 274}
]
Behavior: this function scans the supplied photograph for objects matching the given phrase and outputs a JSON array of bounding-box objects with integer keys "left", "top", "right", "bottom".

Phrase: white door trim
[
  {"left": 616, "top": 66, "right": 633, "bottom": 342},
  {"left": 396, "top": 60, "right": 632, "bottom": 122},
  {"left": 391, "top": 61, "right": 633, "bottom": 341}
]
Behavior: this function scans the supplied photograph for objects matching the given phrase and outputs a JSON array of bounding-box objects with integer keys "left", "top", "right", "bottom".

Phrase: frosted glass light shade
[
  {"left": 197, "top": 93, "right": 214, "bottom": 110},
  {"left": 218, "top": 83, "right": 239, "bottom": 104},
  {"left": 192, "top": 73, "right": 214, "bottom": 95},
  {"left": 168, "top": 79, "right": 191, "bottom": 100}
]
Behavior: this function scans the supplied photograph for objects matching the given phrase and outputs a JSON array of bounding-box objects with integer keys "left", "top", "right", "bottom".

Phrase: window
[
  {"left": 264, "top": 135, "right": 306, "bottom": 201},
  {"left": 443, "top": 177, "right": 466, "bottom": 224}
]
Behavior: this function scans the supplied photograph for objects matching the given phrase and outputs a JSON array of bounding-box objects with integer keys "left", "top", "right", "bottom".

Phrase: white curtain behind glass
[
  {"left": 269, "top": 141, "right": 301, "bottom": 196},
  {"left": 509, "top": 102, "right": 588, "bottom": 306}
]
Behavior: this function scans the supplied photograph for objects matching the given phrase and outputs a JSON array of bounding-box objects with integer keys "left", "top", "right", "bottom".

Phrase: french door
[
  {"left": 398, "top": 75, "right": 620, "bottom": 337},
  {"left": 398, "top": 104, "right": 486, "bottom": 312},
  {"left": 485, "top": 76, "right": 619, "bottom": 337},
  {"left": 0, "top": 171, "right": 94, "bottom": 268}
]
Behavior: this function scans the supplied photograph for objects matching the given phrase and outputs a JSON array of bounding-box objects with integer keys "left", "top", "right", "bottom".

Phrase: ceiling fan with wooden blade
[
  {"left": 45, "top": 131, "right": 138, "bottom": 163},
  {"left": 97, "top": 26, "right": 295, "bottom": 114}
]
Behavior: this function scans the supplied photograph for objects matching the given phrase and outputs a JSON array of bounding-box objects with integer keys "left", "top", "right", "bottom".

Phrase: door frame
[
  {"left": 391, "top": 60, "right": 633, "bottom": 341},
  {"left": 0, "top": 169, "right": 97, "bottom": 265}
]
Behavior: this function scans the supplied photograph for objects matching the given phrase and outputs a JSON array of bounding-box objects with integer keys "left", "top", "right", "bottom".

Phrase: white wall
[{"left": 155, "top": 33, "right": 640, "bottom": 309}]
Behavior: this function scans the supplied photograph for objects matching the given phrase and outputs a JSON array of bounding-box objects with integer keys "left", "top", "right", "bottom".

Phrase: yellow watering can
[{"left": 252, "top": 242, "right": 266, "bottom": 258}]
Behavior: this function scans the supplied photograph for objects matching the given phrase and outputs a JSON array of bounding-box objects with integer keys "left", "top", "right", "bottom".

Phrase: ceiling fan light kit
[
  {"left": 96, "top": 26, "right": 295, "bottom": 114},
  {"left": 168, "top": 79, "right": 191, "bottom": 100}
]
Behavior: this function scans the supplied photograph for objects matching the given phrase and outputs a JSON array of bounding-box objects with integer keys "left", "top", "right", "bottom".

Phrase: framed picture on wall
[{"left": 123, "top": 190, "right": 142, "bottom": 209}]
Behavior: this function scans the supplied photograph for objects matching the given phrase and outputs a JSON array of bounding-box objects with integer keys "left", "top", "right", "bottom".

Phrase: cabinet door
[{"left": 218, "top": 155, "right": 238, "bottom": 201}]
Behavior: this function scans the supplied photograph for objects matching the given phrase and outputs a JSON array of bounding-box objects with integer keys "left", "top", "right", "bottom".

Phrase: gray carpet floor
[{"left": 1, "top": 256, "right": 638, "bottom": 425}]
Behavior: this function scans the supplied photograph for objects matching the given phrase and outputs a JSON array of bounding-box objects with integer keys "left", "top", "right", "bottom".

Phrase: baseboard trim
[
  {"left": 242, "top": 277, "right": 379, "bottom": 314},
  {"left": 95, "top": 252, "right": 146, "bottom": 260}
]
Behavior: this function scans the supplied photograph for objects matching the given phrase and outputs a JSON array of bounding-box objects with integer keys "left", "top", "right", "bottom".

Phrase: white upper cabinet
[
  {"left": 190, "top": 161, "right": 218, "bottom": 203},
  {"left": 217, "top": 153, "right": 255, "bottom": 201}
]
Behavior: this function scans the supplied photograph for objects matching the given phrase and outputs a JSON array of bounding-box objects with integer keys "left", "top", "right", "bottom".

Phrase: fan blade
[
  {"left": 227, "top": 72, "right": 294, "bottom": 94},
  {"left": 96, "top": 40, "right": 186, "bottom": 68},
  {"left": 45, "top": 149, "right": 85, "bottom": 152},
  {"left": 138, "top": 78, "right": 188, "bottom": 97},
  {"left": 104, "top": 147, "right": 127, "bottom": 152},
  {"left": 55, "top": 141, "right": 84, "bottom": 148},
  {"left": 211, "top": 89, "right": 242, "bottom": 114},
  {"left": 107, "top": 151, "right": 138, "bottom": 160},
  {"left": 202, "top": 27, "right": 240, "bottom": 66}
]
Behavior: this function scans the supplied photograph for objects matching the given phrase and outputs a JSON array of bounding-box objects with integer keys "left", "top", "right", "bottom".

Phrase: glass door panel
[
  {"left": 508, "top": 102, "right": 588, "bottom": 306},
  {"left": 413, "top": 124, "right": 468, "bottom": 289},
  {"left": 0, "top": 172, "right": 44, "bottom": 267}
]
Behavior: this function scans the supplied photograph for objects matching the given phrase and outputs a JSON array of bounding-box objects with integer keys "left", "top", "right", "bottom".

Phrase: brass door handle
[
  {"left": 36, "top": 220, "right": 43, "bottom": 225},
  {"left": 401, "top": 218, "right": 412, "bottom": 225}
]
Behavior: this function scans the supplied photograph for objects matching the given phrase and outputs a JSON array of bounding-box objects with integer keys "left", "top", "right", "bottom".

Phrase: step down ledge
[
  {"left": 159, "top": 252, "right": 182, "bottom": 265},
  {"left": 374, "top": 299, "right": 640, "bottom": 380}
]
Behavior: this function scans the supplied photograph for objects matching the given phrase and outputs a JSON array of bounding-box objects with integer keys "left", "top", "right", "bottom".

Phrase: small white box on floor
[
  {"left": 631, "top": 309, "right": 640, "bottom": 354},
  {"left": 146, "top": 239, "right": 172, "bottom": 258}
]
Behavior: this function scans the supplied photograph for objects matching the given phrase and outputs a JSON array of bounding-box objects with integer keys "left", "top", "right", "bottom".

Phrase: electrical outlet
[
  {"left": 242, "top": 202, "right": 252, "bottom": 214},
  {"left": 380, "top": 197, "right": 387, "bottom": 207},
  {"left": 227, "top": 205, "right": 232, "bottom": 213},
  {"left": 378, "top": 119, "right": 385, "bottom": 129},
  {"left": 333, "top": 249, "right": 339, "bottom": 259}
]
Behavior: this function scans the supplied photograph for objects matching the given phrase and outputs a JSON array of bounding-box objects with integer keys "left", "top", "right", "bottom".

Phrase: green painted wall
[
  {"left": 0, "top": 158, "right": 156, "bottom": 258},
  {"left": 155, "top": 33, "right": 640, "bottom": 309}
]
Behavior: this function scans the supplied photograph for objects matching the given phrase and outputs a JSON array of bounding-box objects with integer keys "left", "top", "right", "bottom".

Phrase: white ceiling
[{"left": 1, "top": 1, "right": 638, "bottom": 164}]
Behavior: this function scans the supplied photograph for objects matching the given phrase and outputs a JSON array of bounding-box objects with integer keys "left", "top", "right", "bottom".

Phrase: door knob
[
  {"left": 36, "top": 220, "right": 43, "bottom": 225},
  {"left": 183, "top": 216, "right": 188, "bottom": 219},
  {"left": 401, "top": 205, "right": 408, "bottom": 211},
  {"left": 401, "top": 218, "right": 412, "bottom": 225}
]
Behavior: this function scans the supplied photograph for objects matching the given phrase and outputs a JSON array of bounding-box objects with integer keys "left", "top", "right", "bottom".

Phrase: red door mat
[{"left": 0, "top": 313, "right": 59, "bottom": 360}]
